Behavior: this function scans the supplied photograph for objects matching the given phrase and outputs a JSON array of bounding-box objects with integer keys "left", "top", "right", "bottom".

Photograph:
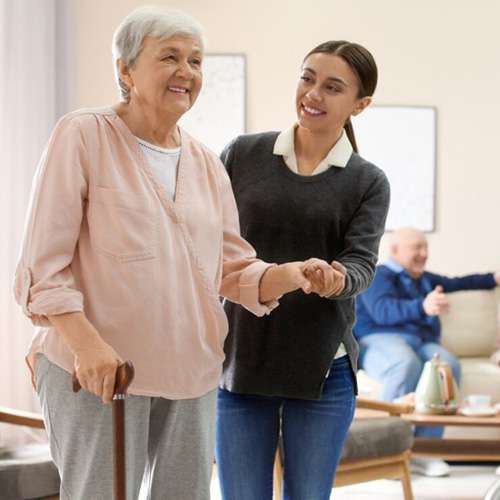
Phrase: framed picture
[
  {"left": 179, "top": 54, "right": 246, "bottom": 154},
  {"left": 353, "top": 105, "right": 437, "bottom": 231}
]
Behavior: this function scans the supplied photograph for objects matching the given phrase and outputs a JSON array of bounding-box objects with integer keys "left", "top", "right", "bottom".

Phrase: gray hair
[{"left": 112, "top": 6, "right": 206, "bottom": 102}]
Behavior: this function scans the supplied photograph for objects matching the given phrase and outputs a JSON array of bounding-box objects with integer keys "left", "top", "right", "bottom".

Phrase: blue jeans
[
  {"left": 215, "top": 355, "right": 355, "bottom": 500},
  {"left": 359, "top": 333, "right": 461, "bottom": 438}
]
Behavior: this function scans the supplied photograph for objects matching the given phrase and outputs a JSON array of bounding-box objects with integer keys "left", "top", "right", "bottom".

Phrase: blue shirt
[{"left": 354, "top": 260, "right": 496, "bottom": 341}]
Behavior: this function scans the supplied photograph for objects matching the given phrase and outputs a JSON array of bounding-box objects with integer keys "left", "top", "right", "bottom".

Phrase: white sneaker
[
  {"left": 496, "top": 465, "right": 500, "bottom": 476},
  {"left": 410, "top": 457, "right": 450, "bottom": 477}
]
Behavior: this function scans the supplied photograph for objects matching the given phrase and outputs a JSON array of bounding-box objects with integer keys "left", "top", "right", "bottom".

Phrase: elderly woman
[{"left": 13, "top": 6, "right": 335, "bottom": 500}]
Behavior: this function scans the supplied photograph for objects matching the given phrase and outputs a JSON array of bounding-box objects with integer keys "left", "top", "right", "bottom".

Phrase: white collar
[
  {"left": 273, "top": 124, "right": 353, "bottom": 173},
  {"left": 383, "top": 259, "right": 405, "bottom": 273}
]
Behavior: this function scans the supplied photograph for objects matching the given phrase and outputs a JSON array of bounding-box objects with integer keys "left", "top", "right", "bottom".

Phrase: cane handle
[{"left": 72, "top": 361, "right": 135, "bottom": 396}]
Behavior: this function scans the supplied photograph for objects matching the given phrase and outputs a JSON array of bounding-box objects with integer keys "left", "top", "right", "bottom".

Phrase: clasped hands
[{"left": 288, "top": 258, "right": 347, "bottom": 298}]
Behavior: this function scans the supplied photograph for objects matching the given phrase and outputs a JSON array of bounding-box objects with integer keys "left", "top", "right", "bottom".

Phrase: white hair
[{"left": 112, "top": 6, "right": 206, "bottom": 102}]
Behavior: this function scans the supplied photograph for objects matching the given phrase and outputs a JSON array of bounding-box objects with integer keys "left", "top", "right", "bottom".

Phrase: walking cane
[{"left": 73, "top": 361, "right": 135, "bottom": 500}]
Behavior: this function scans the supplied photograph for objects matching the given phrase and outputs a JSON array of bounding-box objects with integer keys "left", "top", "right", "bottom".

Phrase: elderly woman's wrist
[
  {"left": 259, "top": 263, "right": 300, "bottom": 302},
  {"left": 48, "top": 311, "right": 106, "bottom": 355},
  {"left": 279, "top": 262, "right": 305, "bottom": 292}
]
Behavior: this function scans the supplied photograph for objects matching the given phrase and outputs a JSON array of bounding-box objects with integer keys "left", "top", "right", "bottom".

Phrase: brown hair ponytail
[{"left": 343, "top": 118, "right": 358, "bottom": 153}]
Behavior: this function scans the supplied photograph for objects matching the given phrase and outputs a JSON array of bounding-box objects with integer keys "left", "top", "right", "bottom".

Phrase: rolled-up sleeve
[
  {"left": 13, "top": 115, "right": 88, "bottom": 326},
  {"left": 217, "top": 162, "right": 278, "bottom": 316}
]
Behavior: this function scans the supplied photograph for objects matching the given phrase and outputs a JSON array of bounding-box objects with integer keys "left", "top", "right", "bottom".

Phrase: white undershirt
[{"left": 136, "top": 137, "right": 180, "bottom": 200}]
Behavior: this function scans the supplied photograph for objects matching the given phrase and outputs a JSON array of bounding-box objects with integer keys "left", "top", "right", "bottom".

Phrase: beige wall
[{"left": 73, "top": 0, "right": 500, "bottom": 275}]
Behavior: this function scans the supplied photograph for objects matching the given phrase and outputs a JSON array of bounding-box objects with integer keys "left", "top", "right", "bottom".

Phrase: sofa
[{"left": 357, "top": 287, "right": 500, "bottom": 439}]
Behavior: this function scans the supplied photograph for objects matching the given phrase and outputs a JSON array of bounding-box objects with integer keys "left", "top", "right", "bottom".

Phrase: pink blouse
[{"left": 14, "top": 107, "right": 277, "bottom": 399}]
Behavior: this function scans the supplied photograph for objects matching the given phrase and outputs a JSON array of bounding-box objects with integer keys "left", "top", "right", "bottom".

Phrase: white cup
[{"left": 465, "top": 394, "right": 492, "bottom": 409}]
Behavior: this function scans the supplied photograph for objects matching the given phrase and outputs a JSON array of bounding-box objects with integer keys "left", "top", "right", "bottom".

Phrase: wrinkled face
[
  {"left": 392, "top": 232, "right": 428, "bottom": 278},
  {"left": 123, "top": 34, "right": 203, "bottom": 118},
  {"left": 295, "top": 53, "right": 370, "bottom": 134}
]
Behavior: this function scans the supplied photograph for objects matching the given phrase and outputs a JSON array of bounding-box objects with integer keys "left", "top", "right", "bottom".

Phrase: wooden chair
[
  {"left": 0, "top": 406, "right": 59, "bottom": 500},
  {"left": 273, "top": 397, "right": 415, "bottom": 500}
]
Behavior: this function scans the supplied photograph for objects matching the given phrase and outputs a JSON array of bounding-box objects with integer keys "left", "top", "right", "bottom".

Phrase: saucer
[{"left": 459, "top": 406, "right": 497, "bottom": 417}]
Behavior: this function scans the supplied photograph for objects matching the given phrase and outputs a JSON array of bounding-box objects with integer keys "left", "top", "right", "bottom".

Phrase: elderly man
[{"left": 354, "top": 227, "right": 500, "bottom": 477}]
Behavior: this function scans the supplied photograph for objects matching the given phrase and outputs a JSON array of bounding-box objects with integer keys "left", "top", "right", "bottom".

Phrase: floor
[{"left": 210, "top": 465, "right": 500, "bottom": 500}]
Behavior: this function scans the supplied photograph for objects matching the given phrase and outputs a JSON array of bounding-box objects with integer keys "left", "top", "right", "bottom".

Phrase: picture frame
[
  {"left": 353, "top": 105, "right": 437, "bottom": 232},
  {"left": 179, "top": 53, "right": 246, "bottom": 154}
]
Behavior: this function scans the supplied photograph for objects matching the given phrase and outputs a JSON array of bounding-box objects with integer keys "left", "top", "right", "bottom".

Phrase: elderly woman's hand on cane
[{"left": 48, "top": 312, "right": 123, "bottom": 404}]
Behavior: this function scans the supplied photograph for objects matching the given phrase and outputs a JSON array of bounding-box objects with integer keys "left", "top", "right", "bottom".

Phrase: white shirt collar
[
  {"left": 383, "top": 259, "right": 405, "bottom": 274},
  {"left": 272, "top": 124, "right": 353, "bottom": 175}
]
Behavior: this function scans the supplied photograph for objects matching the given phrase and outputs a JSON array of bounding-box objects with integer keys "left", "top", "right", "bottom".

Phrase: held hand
[
  {"left": 280, "top": 261, "right": 313, "bottom": 294},
  {"left": 423, "top": 285, "right": 449, "bottom": 316},
  {"left": 302, "top": 258, "right": 346, "bottom": 297},
  {"left": 495, "top": 271, "right": 500, "bottom": 286},
  {"left": 73, "top": 339, "right": 123, "bottom": 404},
  {"left": 258, "top": 262, "right": 313, "bottom": 303}
]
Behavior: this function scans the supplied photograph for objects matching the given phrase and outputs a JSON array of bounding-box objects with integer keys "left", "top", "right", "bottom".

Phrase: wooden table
[
  {"left": 401, "top": 412, "right": 500, "bottom": 499},
  {"left": 401, "top": 412, "right": 500, "bottom": 461}
]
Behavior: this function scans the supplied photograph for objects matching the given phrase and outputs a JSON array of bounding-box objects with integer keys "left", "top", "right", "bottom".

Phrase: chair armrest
[
  {"left": 356, "top": 397, "right": 414, "bottom": 416},
  {"left": 0, "top": 406, "right": 45, "bottom": 429}
]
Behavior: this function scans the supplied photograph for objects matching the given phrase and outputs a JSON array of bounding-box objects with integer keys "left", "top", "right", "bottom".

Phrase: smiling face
[
  {"left": 295, "top": 53, "right": 371, "bottom": 134},
  {"left": 119, "top": 34, "right": 203, "bottom": 119},
  {"left": 390, "top": 228, "right": 429, "bottom": 278}
]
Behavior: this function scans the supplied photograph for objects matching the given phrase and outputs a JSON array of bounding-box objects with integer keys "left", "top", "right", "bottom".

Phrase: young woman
[{"left": 216, "top": 41, "right": 391, "bottom": 500}]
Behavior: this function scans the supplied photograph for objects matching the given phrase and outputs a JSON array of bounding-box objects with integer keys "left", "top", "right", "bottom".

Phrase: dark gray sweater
[{"left": 220, "top": 132, "right": 391, "bottom": 399}]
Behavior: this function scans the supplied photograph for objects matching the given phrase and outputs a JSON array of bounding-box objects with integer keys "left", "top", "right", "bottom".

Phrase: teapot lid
[{"left": 431, "top": 352, "right": 450, "bottom": 367}]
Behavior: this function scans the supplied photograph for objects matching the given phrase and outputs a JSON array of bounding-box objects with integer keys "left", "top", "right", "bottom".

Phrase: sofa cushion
[
  {"left": 441, "top": 289, "right": 499, "bottom": 358},
  {"left": 0, "top": 443, "right": 60, "bottom": 499},
  {"left": 341, "top": 417, "right": 413, "bottom": 462}
]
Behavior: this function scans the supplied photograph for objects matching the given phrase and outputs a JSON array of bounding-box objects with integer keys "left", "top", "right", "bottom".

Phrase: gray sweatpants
[{"left": 35, "top": 355, "right": 216, "bottom": 500}]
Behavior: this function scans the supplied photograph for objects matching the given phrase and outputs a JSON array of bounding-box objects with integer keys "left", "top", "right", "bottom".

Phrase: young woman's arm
[{"left": 330, "top": 170, "right": 391, "bottom": 300}]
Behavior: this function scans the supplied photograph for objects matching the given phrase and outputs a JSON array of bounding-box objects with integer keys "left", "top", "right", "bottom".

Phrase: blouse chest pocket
[{"left": 88, "top": 186, "right": 157, "bottom": 262}]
